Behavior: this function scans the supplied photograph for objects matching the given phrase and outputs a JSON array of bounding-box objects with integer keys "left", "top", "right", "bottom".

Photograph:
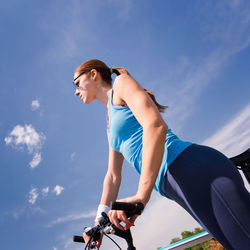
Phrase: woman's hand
[
  {"left": 108, "top": 195, "right": 146, "bottom": 231},
  {"left": 82, "top": 222, "right": 103, "bottom": 249}
]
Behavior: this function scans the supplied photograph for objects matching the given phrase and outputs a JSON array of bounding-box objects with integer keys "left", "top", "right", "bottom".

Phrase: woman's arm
[
  {"left": 83, "top": 132, "right": 124, "bottom": 247},
  {"left": 99, "top": 131, "right": 124, "bottom": 206},
  {"left": 108, "top": 74, "right": 167, "bottom": 230},
  {"left": 114, "top": 74, "right": 168, "bottom": 206}
]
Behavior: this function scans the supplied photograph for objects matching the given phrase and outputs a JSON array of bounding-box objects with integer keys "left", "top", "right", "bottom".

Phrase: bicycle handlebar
[
  {"left": 73, "top": 235, "right": 85, "bottom": 243},
  {"left": 73, "top": 201, "right": 144, "bottom": 249},
  {"left": 111, "top": 201, "right": 144, "bottom": 218}
]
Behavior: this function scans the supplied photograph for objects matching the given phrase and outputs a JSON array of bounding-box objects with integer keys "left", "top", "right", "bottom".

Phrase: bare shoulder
[
  {"left": 113, "top": 74, "right": 143, "bottom": 104},
  {"left": 112, "top": 74, "right": 135, "bottom": 106},
  {"left": 113, "top": 74, "right": 167, "bottom": 128},
  {"left": 114, "top": 74, "right": 141, "bottom": 89}
]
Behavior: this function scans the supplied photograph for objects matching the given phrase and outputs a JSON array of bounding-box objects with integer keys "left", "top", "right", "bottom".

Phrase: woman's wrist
[
  {"left": 95, "top": 204, "right": 110, "bottom": 222},
  {"left": 118, "top": 194, "right": 148, "bottom": 208},
  {"left": 135, "top": 191, "right": 150, "bottom": 206}
]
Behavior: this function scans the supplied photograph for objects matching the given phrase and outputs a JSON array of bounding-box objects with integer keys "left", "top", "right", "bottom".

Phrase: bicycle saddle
[
  {"left": 229, "top": 148, "right": 250, "bottom": 184},
  {"left": 229, "top": 148, "right": 250, "bottom": 167}
]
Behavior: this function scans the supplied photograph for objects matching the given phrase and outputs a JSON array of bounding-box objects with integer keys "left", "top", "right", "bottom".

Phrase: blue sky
[{"left": 1, "top": 0, "right": 250, "bottom": 249}]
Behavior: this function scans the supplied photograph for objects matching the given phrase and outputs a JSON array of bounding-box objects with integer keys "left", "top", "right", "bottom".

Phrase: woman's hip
[{"left": 162, "top": 144, "right": 245, "bottom": 201}]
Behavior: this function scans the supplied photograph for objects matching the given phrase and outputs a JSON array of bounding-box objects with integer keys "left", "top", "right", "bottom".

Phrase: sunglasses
[{"left": 72, "top": 70, "right": 91, "bottom": 89}]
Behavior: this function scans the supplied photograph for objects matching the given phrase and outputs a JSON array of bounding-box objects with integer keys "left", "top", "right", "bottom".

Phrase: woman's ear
[{"left": 90, "top": 69, "right": 98, "bottom": 81}]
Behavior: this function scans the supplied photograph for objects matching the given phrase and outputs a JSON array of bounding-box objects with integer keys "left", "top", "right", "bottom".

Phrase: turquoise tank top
[{"left": 107, "top": 89, "right": 193, "bottom": 197}]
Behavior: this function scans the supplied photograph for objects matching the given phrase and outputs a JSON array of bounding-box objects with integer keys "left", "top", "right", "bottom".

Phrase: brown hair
[{"left": 75, "top": 59, "right": 167, "bottom": 113}]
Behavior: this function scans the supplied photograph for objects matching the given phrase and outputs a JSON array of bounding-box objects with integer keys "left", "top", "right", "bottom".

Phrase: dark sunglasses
[{"left": 72, "top": 70, "right": 91, "bottom": 89}]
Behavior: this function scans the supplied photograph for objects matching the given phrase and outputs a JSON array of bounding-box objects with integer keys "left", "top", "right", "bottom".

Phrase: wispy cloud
[
  {"left": 38, "top": 0, "right": 133, "bottom": 66},
  {"left": 5, "top": 124, "right": 45, "bottom": 168},
  {"left": 153, "top": 1, "right": 250, "bottom": 132},
  {"left": 29, "top": 152, "right": 42, "bottom": 169},
  {"left": 31, "top": 100, "right": 40, "bottom": 111},
  {"left": 41, "top": 187, "right": 50, "bottom": 197},
  {"left": 202, "top": 104, "right": 250, "bottom": 157},
  {"left": 160, "top": 45, "right": 249, "bottom": 132},
  {"left": 53, "top": 185, "right": 64, "bottom": 196},
  {"left": 70, "top": 152, "right": 76, "bottom": 162},
  {"left": 27, "top": 185, "right": 64, "bottom": 205},
  {"left": 28, "top": 188, "right": 39, "bottom": 205},
  {"left": 8, "top": 207, "right": 26, "bottom": 221},
  {"left": 39, "top": 1, "right": 95, "bottom": 62},
  {"left": 47, "top": 210, "right": 96, "bottom": 227},
  {"left": 1, "top": 206, "right": 46, "bottom": 222},
  {"left": 202, "top": 103, "right": 250, "bottom": 190}
]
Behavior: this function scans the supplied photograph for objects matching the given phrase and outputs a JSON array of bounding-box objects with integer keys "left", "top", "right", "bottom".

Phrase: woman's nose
[{"left": 75, "top": 89, "right": 80, "bottom": 96}]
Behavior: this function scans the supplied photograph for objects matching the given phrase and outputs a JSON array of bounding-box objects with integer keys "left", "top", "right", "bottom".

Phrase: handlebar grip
[
  {"left": 111, "top": 202, "right": 136, "bottom": 211},
  {"left": 73, "top": 235, "right": 85, "bottom": 243},
  {"left": 111, "top": 202, "right": 144, "bottom": 217}
]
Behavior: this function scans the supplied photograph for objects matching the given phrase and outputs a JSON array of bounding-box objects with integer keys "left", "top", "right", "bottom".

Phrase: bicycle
[{"left": 73, "top": 148, "right": 250, "bottom": 250}]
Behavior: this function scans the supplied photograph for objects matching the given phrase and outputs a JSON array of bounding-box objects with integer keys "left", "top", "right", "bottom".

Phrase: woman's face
[{"left": 73, "top": 70, "right": 97, "bottom": 104}]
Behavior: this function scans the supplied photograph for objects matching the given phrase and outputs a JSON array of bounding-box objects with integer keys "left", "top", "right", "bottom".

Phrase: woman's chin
[
  {"left": 84, "top": 100, "right": 92, "bottom": 104},
  {"left": 84, "top": 98, "right": 95, "bottom": 104}
]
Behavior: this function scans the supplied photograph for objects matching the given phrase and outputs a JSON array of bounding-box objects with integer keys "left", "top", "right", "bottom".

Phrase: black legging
[{"left": 162, "top": 144, "right": 250, "bottom": 250}]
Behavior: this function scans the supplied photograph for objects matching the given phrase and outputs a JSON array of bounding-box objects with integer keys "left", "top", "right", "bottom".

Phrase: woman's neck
[{"left": 95, "top": 84, "right": 112, "bottom": 107}]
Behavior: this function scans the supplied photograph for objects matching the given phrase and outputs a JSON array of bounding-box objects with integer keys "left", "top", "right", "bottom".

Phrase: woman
[{"left": 73, "top": 59, "right": 250, "bottom": 249}]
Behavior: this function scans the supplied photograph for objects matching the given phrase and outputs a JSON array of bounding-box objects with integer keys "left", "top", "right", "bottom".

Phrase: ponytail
[
  {"left": 110, "top": 67, "right": 130, "bottom": 76},
  {"left": 143, "top": 89, "right": 168, "bottom": 113}
]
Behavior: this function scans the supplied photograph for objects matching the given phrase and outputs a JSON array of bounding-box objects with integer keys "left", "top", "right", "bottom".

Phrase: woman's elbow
[
  {"left": 146, "top": 121, "right": 168, "bottom": 136},
  {"left": 159, "top": 124, "right": 168, "bottom": 140},
  {"left": 155, "top": 121, "right": 168, "bottom": 134},
  {"left": 161, "top": 122, "right": 168, "bottom": 133},
  {"left": 105, "top": 172, "right": 121, "bottom": 185}
]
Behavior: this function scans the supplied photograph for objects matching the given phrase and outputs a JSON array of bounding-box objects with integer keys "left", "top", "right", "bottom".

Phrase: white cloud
[
  {"left": 202, "top": 104, "right": 250, "bottom": 157},
  {"left": 53, "top": 185, "right": 64, "bottom": 196},
  {"left": 70, "top": 152, "right": 76, "bottom": 162},
  {"left": 31, "top": 100, "right": 40, "bottom": 110},
  {"left": 47, "top": 210, "right": 96, "bottom": 227},
  {"left": 5, "top": 124, "right": 45, "bottom": 168},
  {"left": 29, "top": 152, "right": 42, "bottom": 169},
  {"left": 5, "top": 124, "right": 45, "bottom": 154},
  {"left": 28, "top": 188, "right": 39, "bottom": 205},
  {"left": 27, "top": 185, "right": 66, "bottom": 205},
  {"left": 41, "top": 187, "right": 50, "bottom": 196},
  {"left": 27, "top": 185, "right": 65, "bottom": 205}
]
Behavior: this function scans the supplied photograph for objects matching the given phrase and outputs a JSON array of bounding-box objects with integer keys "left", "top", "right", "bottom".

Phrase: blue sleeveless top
[{"left": 107, "top": 89, "right": 193, "bottom": 197}]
